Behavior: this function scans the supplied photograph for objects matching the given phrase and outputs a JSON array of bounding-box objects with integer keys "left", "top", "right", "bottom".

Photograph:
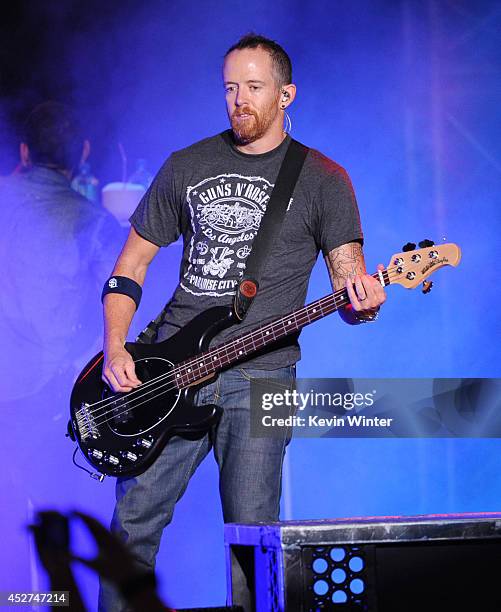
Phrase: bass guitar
[{"left": 68, "top": 241, "right": 461, "bottom": 477}]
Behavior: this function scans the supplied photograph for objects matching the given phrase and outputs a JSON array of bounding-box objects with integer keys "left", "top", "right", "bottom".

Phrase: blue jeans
[{"left": 98, "top": 364, "right": 295, "bottom": 612}]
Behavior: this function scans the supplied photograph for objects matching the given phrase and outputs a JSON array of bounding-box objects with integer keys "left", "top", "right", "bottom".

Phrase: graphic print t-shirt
[{"left": 130, "top": 131, "right": 363, "bottom": 369}]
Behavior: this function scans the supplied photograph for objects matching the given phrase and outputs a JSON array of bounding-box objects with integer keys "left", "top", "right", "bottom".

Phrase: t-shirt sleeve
[
  {"left": 315, "top": 165, "right": 364, "bottom": 256},
  {"left": 129, "top": 154, "right": 182, "bottom": 247}
]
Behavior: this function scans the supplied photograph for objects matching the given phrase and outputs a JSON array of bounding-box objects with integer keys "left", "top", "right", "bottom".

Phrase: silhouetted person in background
[
  {"left": 0, "top": 101, "right": 121, "bottom": 400},
  {"left": 0, "top": 101, "right": 122, "bottom": 590}
]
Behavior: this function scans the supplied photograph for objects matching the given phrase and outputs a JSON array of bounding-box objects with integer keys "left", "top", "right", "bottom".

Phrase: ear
[
  {"left": 81, "top": 139, "right": 91, "bottom": 164},
  {"left": 280, "top": 84, "right": 297, "bottom": 110},
  {"left": 20, "top": 142, "right": 31, "bottom": 167}
]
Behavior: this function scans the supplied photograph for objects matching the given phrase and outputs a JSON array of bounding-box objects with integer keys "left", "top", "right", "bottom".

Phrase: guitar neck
[{"left": 176, "top": 269, "right": 390, "bottom": 387}]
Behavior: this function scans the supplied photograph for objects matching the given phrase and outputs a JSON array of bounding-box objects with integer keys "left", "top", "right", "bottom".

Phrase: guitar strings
[
  {"left": 84, "top": 278, "right": 359, "bottom": 422},
  {"left": 82, "top": 266, "right": 403, "bottom": 431},
  {"left": 89, "top": 266, "right": 385, "bottom": 415},
  {"left": 82, "top": 266, "right": 404, "bottom": 433},
  {"left": 80, "top": 265, "right": 406, "bottom": 433},
  {"left": 83, "top": 282, "right": 349, "bottom": 415}
]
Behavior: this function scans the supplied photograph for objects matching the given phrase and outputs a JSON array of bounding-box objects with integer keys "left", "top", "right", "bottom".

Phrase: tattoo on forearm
[{"left": 325, "top": 242, "right": 366, "bottom": 291}]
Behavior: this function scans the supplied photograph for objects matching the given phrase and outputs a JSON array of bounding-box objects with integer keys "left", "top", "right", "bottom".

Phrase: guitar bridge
[{"left": 76, "top": 403, "right": 100, "bottom": 441}]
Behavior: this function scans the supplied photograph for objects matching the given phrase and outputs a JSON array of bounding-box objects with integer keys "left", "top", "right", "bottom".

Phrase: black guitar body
[{"left": 69, "top": 306, "right": 235, "bottom": 477}]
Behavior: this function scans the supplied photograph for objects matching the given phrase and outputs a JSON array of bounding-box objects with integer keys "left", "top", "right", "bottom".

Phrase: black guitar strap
[
  {"left": 233, "top": 138, "right": 309, "bottom": 320},
  {"left": 137, "top": 137, "right": 309, "bottom": 343}
]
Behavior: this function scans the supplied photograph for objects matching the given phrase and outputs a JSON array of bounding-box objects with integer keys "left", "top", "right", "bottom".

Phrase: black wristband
[
  {"left": 101, "top": 276, "right": 142, "bottom": 310},
  {"left": 118, "top": 571, "right": 157, "bottom": 601}
]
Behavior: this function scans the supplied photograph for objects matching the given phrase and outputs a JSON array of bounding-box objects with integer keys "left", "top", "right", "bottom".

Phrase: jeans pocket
[
  {"left": 239, "top": 365, "right": 295, "bottom": 391},
  {"left": 239, "top": 365, "right": 296, "bottom": 402}
]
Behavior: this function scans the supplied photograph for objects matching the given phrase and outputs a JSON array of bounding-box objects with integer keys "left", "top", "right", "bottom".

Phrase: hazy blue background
[{"left": 1, "top": 0, "right": 500, "bottom": 608}]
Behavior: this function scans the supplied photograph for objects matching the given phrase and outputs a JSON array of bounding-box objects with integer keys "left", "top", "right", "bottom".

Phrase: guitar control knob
[
  {"left": 90, "top": 449, "right": 103, "bottom": 460},
  {"left": 107, "top": 455, "right": 119, "bottom": 465},
  {"left": 411, "top": 254, "right": 421, "bottom": 262},
  {"left": 137, "top": 438, "right": 152, "bottom": 449},
  {"left": 406, "top": 272, "right": 416, "bottom": 280}
]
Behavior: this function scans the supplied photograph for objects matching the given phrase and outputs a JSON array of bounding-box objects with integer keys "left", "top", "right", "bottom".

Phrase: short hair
[
  {"left": 23, "top": 101, "right": 83, "bottom": 171},
  {"left": 224, "top": 33, "right": 292, "bottom": 88}
]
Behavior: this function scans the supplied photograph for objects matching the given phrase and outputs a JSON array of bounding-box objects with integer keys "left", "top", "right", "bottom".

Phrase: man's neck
[{"left": 234, "top": 124, "right": 286, "bottom": 155}]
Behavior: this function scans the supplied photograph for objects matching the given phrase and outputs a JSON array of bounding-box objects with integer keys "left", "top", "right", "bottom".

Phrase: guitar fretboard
[{"left": 173, "top": 269, "right": 390, "bottom": 388}]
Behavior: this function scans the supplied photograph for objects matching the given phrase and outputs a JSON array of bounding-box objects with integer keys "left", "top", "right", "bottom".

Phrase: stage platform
[{"left": 225, "top": 512, "right": 501, "bottom": 611}]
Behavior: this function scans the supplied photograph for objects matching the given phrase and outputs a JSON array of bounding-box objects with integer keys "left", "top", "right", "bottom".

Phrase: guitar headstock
[{"left": 386, "top": 242, "right": 461, "bottom": 289}]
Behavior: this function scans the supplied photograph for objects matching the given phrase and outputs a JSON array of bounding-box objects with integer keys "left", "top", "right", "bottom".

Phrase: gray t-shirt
[{"left": 130, "top": 131, "right": 363, "bottom": 368}]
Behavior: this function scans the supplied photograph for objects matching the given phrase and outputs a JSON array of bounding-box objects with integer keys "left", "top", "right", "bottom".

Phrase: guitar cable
[{"left": 72, "top": 447, "right": 106, "bottom": 482}]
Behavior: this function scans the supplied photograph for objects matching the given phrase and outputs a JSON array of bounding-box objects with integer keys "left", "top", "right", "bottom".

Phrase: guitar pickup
[{"left": 110, "top": 397, "right": 132, "bottom": 424}]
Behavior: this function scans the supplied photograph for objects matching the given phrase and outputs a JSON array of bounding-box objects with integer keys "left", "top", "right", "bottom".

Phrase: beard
[{"left": 230, "top": 97, "right": 280, "bottom": 145}]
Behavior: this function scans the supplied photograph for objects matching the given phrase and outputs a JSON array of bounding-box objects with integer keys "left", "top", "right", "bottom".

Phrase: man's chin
[{"left": 231, "top": 126, "right": 259, "bottom": 145}]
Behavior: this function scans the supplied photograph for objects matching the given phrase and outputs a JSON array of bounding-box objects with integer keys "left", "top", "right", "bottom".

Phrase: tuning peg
[
  {"left": 418, "top": 239, "right": 435, "bottom": 248},
  {"left": 422, "top": 280, "right": 433, "bottom": 294},
  {"left": 402, "top": 242, "right": 416, "bottom": 252}
]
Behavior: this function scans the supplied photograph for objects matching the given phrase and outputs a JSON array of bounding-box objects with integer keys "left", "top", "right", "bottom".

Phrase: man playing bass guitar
[{"left": 99, "top": 34, "right": 386, "bottom": 611}]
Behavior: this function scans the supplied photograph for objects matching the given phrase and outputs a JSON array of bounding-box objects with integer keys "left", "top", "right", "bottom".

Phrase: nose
[{"left": 234, "top": 88, "right": 248, "bottom": 107}]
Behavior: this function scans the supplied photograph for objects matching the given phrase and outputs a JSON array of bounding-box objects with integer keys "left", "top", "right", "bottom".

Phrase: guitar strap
[
  {"left": 137, "top": 136, "right": 309, "bottom": 343},
  {"left": 233, "top": 138, "right": 309, "bottom": 320}
]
